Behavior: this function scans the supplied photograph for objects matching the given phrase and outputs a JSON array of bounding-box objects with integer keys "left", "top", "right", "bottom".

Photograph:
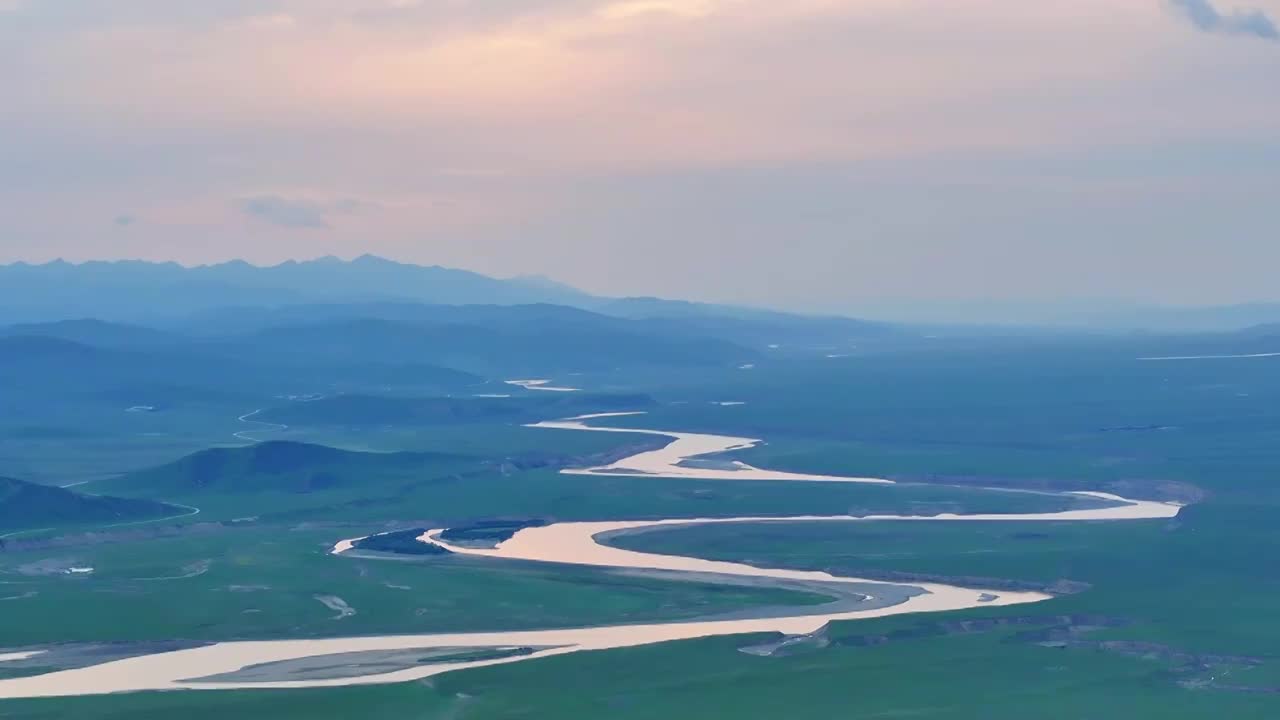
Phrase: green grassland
[
  {"left": 3, "top": 341, "right": 1280, "bottom": 716},
  {"left": 8, "top": 625, "right": 1278, "bottom": 720},
  {"left": 252, "top": 392, "right": 657, "bottom": 427},
  {"left": 612, "top": 510, "right": 1279, "bottom": 656},
  {"left": 103, "top": 464, "right": 1085, "bottom": 526},
  {"left": 0, "top": 524, "right": 824, "bottom": 648},
  {"left": 626, "top": 347, "right": 1280, "bottom": 501},
  {"left": 0, "top": 391, "right": 656, "bottom": 489},
  {"left": 0, "top": 399, "right": 257, "bottom": 487}
]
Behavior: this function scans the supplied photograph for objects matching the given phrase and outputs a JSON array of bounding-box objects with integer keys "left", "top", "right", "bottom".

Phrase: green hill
[
  {"left": 0, "top": 476, "right": 181, "bottom": 533},
  {"left": 102, "top": 441, "right": 465, "bottom": 497},
  {"left": 0, "top": 318, "right": 179, "bottom": 349}
]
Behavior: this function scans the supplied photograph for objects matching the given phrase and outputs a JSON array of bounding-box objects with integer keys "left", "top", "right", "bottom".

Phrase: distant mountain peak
[{"left": 352, "top": 253, "right": 395, "bottom": 265}]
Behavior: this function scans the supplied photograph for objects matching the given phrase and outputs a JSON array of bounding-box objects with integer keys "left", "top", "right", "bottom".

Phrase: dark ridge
[
  {"left": 438, "top": 518, "right": 547, "bottom": 544},
  {"left": 0, "top": 476, "right": 181, "bottom": 534},
  {"left": 108, "top": 441, "right": 465, "bottom": 495},
  {"left": 353, "top": 529, "right": 450, "bottom": 555}
]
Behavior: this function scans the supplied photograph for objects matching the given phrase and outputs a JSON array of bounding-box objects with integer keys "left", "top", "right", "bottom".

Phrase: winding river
[{"left": 0, "top": 413, "right": 1181, "bottom": 699}]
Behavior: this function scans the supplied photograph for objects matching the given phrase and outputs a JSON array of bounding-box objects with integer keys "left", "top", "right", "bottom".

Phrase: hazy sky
[{"left": 3, "top": 0, "right": 1278, "bottom": 312}]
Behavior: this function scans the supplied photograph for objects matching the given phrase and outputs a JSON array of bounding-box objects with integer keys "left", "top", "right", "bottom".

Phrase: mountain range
[
  {"left": 5, "top": 254, "right": 1280, "bottom": 333},
  {"left": 0, "top": 255, "right": 596, "bottom": 322}
]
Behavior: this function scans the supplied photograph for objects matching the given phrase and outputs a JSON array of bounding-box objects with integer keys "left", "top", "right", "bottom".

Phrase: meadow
[
  {"left": 0, "top": 524, "right": 825, "bottom": 650},
  {"left": 3, "top": 337, "right": 1279, "bottom": 716}
]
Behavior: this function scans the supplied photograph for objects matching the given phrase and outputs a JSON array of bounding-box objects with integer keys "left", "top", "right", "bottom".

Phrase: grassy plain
[
  {"left": 7, "top": 627, "right": 1278, "bottom": 720},
  {"left": 4, "top": 340, "right": 1280, "bottom": 716},
  {"left": 0, "top": 524, "right": 824, "bottom": 648}
]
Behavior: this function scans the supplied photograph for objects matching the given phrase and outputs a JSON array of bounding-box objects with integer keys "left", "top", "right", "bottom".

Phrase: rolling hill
[
  {"left": 0, "top": 476, "right": 182, "bottom": 533},
  {"left": 0, "top": 319, "right": 180, "bottom": 350},
  {"left": 100, "top": 441, "right": 468, "bottom": 496},
  {"left": 0, "top": 257, "right": 901, "bottom": 352}
]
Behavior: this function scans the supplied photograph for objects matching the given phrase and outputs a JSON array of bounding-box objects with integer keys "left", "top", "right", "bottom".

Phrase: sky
[{"left": 2, "top": 0, "right": 1279, "bottom": 315}]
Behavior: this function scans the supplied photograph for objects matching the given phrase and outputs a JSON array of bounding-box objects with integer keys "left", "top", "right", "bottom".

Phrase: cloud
[
  {"left": 1168, "top": 0, "right": 1279, "bottom": 41},
  {"left": 596, "top": 0, "right": 717, "bottom": 21},
  {"left": 237, "top": 195, "right": 378, "bottom": 229},
  {"left": 242, "top": 14, "right": 297, "bottom": 31},
  {"left": 239, "top": 195, "right": 330, "bottom": 229},
  {"left": 5, "top": 0, "right": 1280, "bottom": 310}
]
